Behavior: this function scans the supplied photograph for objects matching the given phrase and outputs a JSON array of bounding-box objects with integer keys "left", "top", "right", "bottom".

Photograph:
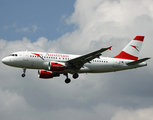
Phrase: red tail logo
[{"left": 130, "top": 45, "right": 139, "bottom": 51}]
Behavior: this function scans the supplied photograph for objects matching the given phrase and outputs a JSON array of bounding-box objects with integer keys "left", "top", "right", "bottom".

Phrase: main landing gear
[
  {"left": 65, "top": 78, "right": 71, "bottom": 84},
  {"left": 21, "top": 68, "right": 26, "bottom": 77},
  {"left": 73, "top": 73, "right": 79, "bottom": 79},
  {"left": 64, "top": 73, "right": 71, "bottom": 84},
  {"left": 64, "top": 73, "right": 79, "bottom": 84}
]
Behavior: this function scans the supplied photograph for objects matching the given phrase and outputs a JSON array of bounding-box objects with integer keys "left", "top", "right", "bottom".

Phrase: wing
[{"left": 66, "top": 46, "right": 112, "bottom": 70}]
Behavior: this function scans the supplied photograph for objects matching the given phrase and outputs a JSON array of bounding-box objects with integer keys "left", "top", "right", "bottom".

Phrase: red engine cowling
[
  {"left": 38, "top": 70, "right": 60, "bottom": 79},
  {"left": 48, "top": 62, "right": 65, "bottom": 71}
]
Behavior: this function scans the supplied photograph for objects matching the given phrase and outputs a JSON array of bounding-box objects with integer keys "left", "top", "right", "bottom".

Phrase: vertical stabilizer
[{"left": 113, "top": 36, "right": 144, "bottom": 60}]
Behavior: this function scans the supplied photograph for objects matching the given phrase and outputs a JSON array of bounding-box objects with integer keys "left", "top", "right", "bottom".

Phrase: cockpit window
[{"left": 9, "top": 54, "right": 18, "bottom": 56}]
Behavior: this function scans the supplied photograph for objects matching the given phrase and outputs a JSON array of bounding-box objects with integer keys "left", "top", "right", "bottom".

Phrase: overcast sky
[{"left": 0, "top": 0, "right": 153, "bottom": 120}]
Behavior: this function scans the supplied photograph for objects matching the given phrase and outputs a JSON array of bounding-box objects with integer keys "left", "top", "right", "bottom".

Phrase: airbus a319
[{"left": 2, "top": 36, "right": 150, "bottom": 83}]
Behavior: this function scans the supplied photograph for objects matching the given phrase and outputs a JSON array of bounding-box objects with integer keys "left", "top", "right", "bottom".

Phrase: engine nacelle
[
  {"left": 48, "top": 62, "right": 65, "bottom": 71},
  {"left": 38, "top": 70, "right": 60, "bottom": 79}
]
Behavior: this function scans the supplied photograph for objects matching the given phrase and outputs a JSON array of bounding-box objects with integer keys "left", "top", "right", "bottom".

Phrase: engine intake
[{"left": 38, "top": 70, "right": 60, "bottom": 79}]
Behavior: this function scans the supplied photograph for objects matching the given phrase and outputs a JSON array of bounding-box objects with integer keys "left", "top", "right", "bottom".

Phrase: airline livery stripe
[
  {"left": 133, "top": 36, "right": 144, "bottom": 42},
  {"left": 113, "top": 51, "right": 138, "bottom": 60}
]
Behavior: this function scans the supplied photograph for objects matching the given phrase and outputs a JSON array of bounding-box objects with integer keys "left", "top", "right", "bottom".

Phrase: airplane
[{"left": 1, "top": 36, "right": 150, "bottom": 84}]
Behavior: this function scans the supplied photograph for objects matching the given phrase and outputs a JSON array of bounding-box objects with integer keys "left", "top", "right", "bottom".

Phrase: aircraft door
[{"left": 23, "top": 51, "right": 29, "bottom": 61}]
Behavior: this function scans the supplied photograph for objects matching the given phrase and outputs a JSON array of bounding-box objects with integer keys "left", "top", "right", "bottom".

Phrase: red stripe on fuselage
[
  {"left": 133, "top": 36, "right": 144, "bottom": 42},
  {"left": 113, "top": 51, "right": 138, "bottom": 60}
]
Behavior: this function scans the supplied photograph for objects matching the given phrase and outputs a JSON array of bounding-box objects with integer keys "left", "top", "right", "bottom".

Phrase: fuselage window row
[{"left": 29, "top": 55, "right": 109, "bottom": 63}]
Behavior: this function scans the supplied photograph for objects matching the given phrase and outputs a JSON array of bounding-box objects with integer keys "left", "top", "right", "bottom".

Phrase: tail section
[
  {"left": 126, "top": 57, "right": 150, "bottom": 66},
  {"left": 113, "top": 36, "right": 145, "bottom": 60}
]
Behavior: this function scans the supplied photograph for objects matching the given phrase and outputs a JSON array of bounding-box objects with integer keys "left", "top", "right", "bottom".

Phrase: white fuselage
[{"left": 2, "top": 51, "right": 147, "bottom": 73}]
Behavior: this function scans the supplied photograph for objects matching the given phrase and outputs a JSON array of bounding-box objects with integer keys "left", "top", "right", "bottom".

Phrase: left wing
[{"left": 66, "top": 46, "right": 112, "bottom": 70}]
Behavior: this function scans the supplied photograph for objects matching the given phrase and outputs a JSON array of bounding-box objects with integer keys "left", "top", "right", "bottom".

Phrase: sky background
[
  {"left": 0, "top": 0, "right": 75, "bottom": 41},
  {"left": 0, "top": 0, "right": 153, "bottom": 120}
]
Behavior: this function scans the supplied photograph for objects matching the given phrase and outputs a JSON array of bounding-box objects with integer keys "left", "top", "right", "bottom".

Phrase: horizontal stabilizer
[{"left": 126, "top": 57, "right": 151, "bottom": 66}]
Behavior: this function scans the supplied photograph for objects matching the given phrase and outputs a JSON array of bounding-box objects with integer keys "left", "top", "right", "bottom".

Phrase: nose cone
[{"left": 2, "top": 57, "right": 9, "bottom": 65}]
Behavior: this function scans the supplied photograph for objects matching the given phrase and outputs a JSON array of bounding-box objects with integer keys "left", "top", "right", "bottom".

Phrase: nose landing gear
[
  {"left": 22, "top": 74, "right": 25, "bottom": 77},
  {"left": 21, "top": 68, "right": 26, "bottom": 77}
]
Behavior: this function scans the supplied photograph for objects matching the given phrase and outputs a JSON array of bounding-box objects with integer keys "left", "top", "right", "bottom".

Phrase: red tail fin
[{"left": 113, "top": 36, "right": 144, "bottom": 60}]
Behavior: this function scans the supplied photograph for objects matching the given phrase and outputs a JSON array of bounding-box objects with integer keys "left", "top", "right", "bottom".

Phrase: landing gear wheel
[
  {"left": 73, "top": 73, "right": 79, "bottom": 79},
  {"left": 65, "top": 78, "right": 71, "bottom": 84},
  {"left": 22, "top": 73, "right": 26, "bottom": 77},
  {"left": 21, "top": 68, "right": 26, "bottom": 77}
]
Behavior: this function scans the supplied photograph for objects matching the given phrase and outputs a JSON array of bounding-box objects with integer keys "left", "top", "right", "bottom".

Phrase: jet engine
[
  {"left": 48, "top": 62, "right": 66, "bottom": 71},
  {"left": 38, "top": 70, "right": 60, "bottom": 79}
]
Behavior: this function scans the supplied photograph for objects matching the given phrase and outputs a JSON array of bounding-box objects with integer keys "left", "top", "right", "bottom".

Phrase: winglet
[{"left": 108, "top": 46, "right": 112, "bottom": 50}]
